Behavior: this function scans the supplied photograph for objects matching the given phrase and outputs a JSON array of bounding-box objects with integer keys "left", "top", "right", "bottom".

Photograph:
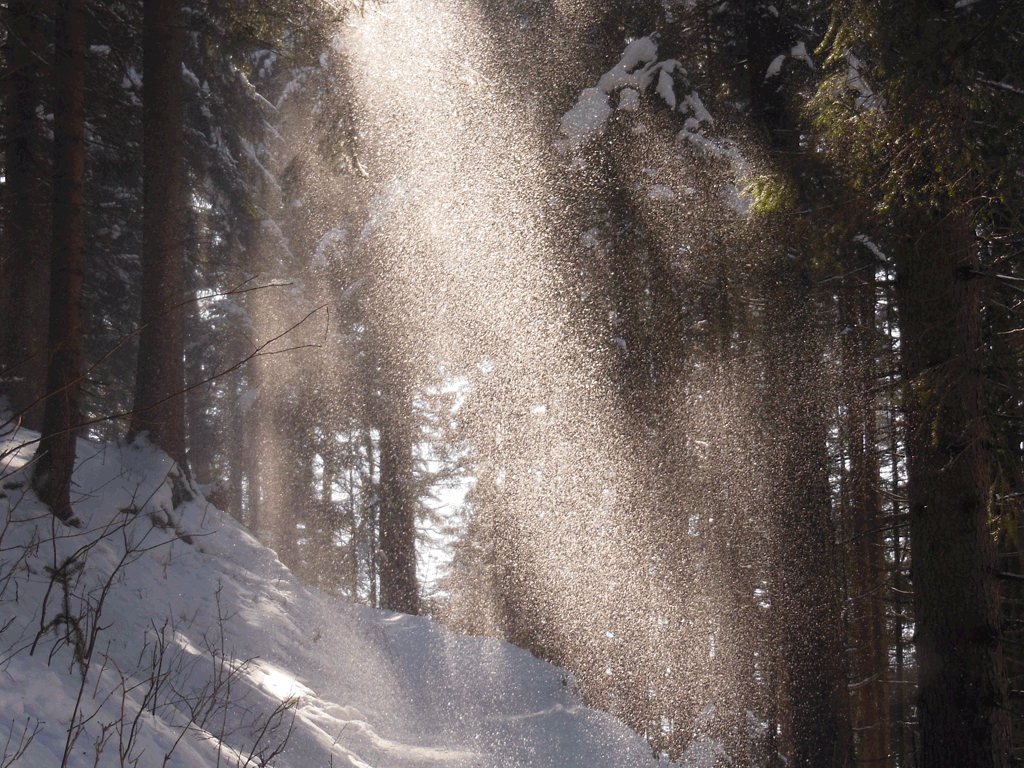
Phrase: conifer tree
[
  {"left": 811, "top": 2, "right": 1024, "bottom": 764},
  {"left": 130, "top": 0, "right": 187, "bottom": 468},
  {"left": 31, "top": 0, "right": 86, "bottom": 523},
  {"left": 0, "top": 0, "right": 50, "bottom": 432}
]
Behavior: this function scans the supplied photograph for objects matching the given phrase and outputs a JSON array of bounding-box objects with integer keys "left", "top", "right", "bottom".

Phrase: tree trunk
[
  {"left": 225, "top": 380, "right": 245, "bottom": 522},
  {"left": 277, "top": 422, "right": 306, "bottom": 569},
  {"left": 31, "top": 0, "right": 86, "bottom": 524},
  {"left": 1, "top": 0, "right": 50, "bottom": 431},
  {"left": 377, "top": 381, "right": 419, "bottom": 615},
  {"left": 130, "top": 0, "right": 186, "bottom": 467},
  {"left": 762, "top": 263, "right": 850, "bottom": 768},
  {"left": 895, "top": 205, "right": 1011, "bottom": 768},
  {"left": 250, "top": 373, "right": 294, "bottom": 562},
  {"left": 840, "top": 269, "right": 892, "bottom": 767},
  {"left": 244, "top": 430, "right": 262, "bottom": 534}
]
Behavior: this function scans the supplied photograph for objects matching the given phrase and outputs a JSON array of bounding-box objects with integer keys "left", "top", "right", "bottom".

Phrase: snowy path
[{"left": 0, "top": 431, "right": 661, "bottom": 768}]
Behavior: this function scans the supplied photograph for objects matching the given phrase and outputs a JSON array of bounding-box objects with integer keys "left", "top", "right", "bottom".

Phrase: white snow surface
[
  {"left": 617, "top": 88, "right": 641, "bottom": 112},
  {"left": 843, "top": 51, "right": 883, "bottom": 111},
  {"left": 0, "top": 430, "right": 664, "bottom": 768},
  {"left": 559, "top": 88, "right": 614, "bottom": 148},
  {"left": 559, "top": 37, "right": 680, "bottom": 149},
  {"left": 789, "top": 42, "right": 814, "bottom": 70},
  {"left": 764, "top": 54, "right": 786, "bottom": 81},
  {"left": 649, "top": 184, "right": 676, "bottom": 201}
]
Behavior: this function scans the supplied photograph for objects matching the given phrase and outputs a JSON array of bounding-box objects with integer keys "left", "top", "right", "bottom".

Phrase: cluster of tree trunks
[
  {"left": 1, "top": 0, "right": 49, "bottom": 434},
  {"left": 7, "top": 0, "right": 186, "bottom": 521}
]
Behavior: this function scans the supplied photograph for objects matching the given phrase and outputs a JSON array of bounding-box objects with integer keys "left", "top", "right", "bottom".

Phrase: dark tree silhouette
[
  {"left": 1, "top": 0, "right": 50, "bottom": 432},
  {"left": 31, "top": 0, "right": 86, "bottom": 524},
  {"left": 130, "top": 0, "right": 187, "bottom": 467}
]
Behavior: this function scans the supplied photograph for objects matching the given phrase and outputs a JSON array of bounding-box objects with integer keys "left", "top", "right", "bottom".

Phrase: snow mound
[{"left": 0, "top": 430, "right": 662, "bottom": 768}]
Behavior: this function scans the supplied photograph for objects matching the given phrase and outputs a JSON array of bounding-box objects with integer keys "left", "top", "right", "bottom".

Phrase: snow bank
[{"left": 0, "top": 430, "right": 663, "bottom": 768}]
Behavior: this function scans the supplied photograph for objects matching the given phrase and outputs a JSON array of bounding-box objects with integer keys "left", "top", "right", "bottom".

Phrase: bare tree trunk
[
  {"left": 363, "top": 428, "right": 379, "bottom": 608},
  {"left": 762, "top": 263, "right": 850, "bottom": 768},
  {"left": 277, "top": 421, "right": 306, "bottom": 569},
  {"left": 225, "top": 381, "right": 245, "bottom": 522},
  {"left": 377, "top": 375, "right": 419, "bottom": 615},
  {"left": 840, "top": 269, "right": 892, "bottom": 767},
  {"left": 31, "top": 0, "right": 85, "bottom": 524},
  {"left": 1, "top": 0, "right": 50, "bottom": 431},
  {"left": 130, "top": 0, "right": 186, "bottom": 467},
  {"left": 895, "top": 205, "right": 1011, "bottom": 768},
  {"left": 244, "top": 425, "right": 262, "bottom": 534}
]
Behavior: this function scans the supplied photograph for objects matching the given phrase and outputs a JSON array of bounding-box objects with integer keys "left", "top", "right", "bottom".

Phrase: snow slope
[{"left": 0, "top": 430, "right": 662, "bottom": 768}]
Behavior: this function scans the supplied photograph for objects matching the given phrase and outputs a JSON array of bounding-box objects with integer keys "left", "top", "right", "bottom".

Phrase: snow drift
[{"left": 0, "top": 430, "right": 663, "bottom": 768}]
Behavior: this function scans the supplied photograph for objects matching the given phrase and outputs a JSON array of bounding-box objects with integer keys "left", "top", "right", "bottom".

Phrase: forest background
[{"left": 2, "top": 0, "right": 1023, "bottom": 767}]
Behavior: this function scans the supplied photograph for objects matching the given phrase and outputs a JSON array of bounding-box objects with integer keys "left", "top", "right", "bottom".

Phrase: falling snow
[{"left": 0, "top": 430, "right": 667, "bottom": 768}]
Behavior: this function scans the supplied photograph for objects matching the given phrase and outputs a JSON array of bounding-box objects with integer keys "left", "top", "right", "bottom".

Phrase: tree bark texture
[
  {"left": 895, "top": 206, "right": 1011, "bottom": 768},
  {"left": 839, "top": 270, "right": 892, "bottom": 767},
  {"left": 762, "top": 264, "right": 850, "bottom": 768},
  {"left": 131, "top": 0, "right": 186, "bottom": 466},
  {"left": 249, "top": 367, "right": 298, "bottom": 566},
  {"left": 1, "top": 0, "right": 50, "bottom": 431},
  {"left": 377, "top": 383, "right": 420, "bottom": 615},
  {"left": 31, "top": 0, "right": 86, "bottom": 523}
]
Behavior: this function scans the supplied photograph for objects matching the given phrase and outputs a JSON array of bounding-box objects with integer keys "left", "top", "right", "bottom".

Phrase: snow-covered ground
[{"left": 0, "top": 430, "right": 663, "bottom": 768}]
